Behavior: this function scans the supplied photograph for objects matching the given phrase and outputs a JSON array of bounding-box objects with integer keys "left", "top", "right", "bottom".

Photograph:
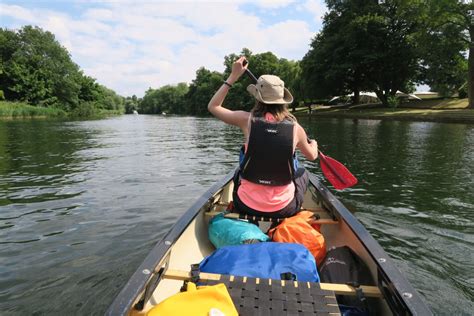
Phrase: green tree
[
  {"left": 159, "top": 83, "right": 189, "bottom": 114},
  {"left": 186, "top": 67, "right": 223, "bottom": 116},
  {"left": 95, "top": 85, "right": 123, "bottom": 111},
  {"left": 138, "top": 83, "right": 189, "bottom": 114},
  {"left": 421, "top": 0, "right": 473, "bottom": 106},
  {"left": 277, "top": 59, "right": 302, "bottom": 105},
  {"left": 0, "top": 26, "right": 124, "bottom": 116},
  {"left": 0, "top": 26, "right": 82, "bottom": 109},
  {"left": 301, "top": 0, "right": 420, "bottom": 107},
  {"left": 139, "top": 88, "right": 160, "bottom": 114},
  {"left": 124, "top": 95, "right": 139, "bottom": 114}
]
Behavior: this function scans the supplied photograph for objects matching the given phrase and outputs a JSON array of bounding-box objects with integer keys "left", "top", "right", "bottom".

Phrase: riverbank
[
  {"left": 0, "top": 101, "right": 123, "bottom": 119},
  {"left": 0, "top": 101, "right": 66, "bottom": 118},
  {"left": 295, "top": 98, "right": 474, "bottom": 124}
]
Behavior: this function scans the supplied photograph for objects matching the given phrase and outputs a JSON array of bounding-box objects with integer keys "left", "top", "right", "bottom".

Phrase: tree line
[
  {"left": 1, "top": 0, "right": 472, "bottom": 116},
  {"left": 137, "top": 0, "right": 472, "bottom": 114},
  {"left": 302, "top": 0, "right": 471, "bottom": 107},
  {"left": 0, "top": 26, "right": 124, "bottom": 116}
]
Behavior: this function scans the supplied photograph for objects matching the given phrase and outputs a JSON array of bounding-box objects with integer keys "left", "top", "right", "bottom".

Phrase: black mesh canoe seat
[
  {"left": 163, "top": 269, "right": 350, "bottom": 316},
  {"left": 201, "top": 275, "right": 341, "bottom": 316}
]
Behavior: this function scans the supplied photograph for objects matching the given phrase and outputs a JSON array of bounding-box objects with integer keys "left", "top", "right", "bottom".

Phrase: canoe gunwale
[
  {"left": 105, "top": 170, "right": 235, "bottom": 316},
  {"left": 309, "top": 173, "right": 432, "bottom": 315}
]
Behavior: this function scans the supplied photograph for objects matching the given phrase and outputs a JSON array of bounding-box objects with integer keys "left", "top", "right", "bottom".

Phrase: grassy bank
[
  {"left": 0, "top": 101, "right": 123, "bottom": 119},
  {"left": 295, "top": 98, "right": 474, "bottom": 124},
  {"left": 0, "top": 101, "right": 66, "bottom": 118}
]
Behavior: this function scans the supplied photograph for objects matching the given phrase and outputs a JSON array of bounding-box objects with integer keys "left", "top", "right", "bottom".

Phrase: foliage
[
  {"left": 139, "top": 83, "right": 189, "bottom": 114},
  {"left": 124, "top": 95, "right": 139, "bottom": 114},
  {"left": 418, "top": 0, "right": 472, "bottom": 106},
  {"left": 387, "top": 95, "right": 400, "bottom": 109},
  {"left": 0, "top": 90, "right": 4, "bottom": 100},
  {"left": 0, "top": 100, "right": 66, "bottom": 117},
  {"left": 0, "top": 26, "right": 124, "bottom": 116},
  {"left": 186, "top": 68, "right": 223, "bottom": 116},
  {"left": 69, "top": 101, "right": 98, "bottom": 117},
  {"left": 301, "top": 0, "right": 420, "bottom": 107},
  {"left": 0, "top": 26, "right": 81, "bottom": 108},
  {"left": 301, "top": 0, "right": 372, "bottom": 101}
]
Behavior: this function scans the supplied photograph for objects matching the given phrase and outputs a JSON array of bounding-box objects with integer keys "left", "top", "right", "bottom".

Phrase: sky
[{"left": 0, "top": 0, "right": 328, "bottom": 97}]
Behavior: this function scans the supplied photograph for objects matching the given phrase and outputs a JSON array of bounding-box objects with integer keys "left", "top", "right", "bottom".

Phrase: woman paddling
[{"left": 208, "top": 56, "right": 318, "bottom": 218}]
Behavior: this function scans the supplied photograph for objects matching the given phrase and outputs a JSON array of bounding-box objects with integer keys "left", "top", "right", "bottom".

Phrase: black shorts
[{"left": 233, "top": 168, "right": 309, "bottom": 218}]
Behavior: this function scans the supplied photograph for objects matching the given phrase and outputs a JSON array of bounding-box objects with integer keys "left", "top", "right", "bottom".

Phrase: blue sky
[{"left": 1, "top": 0, "right": 328, "bottom": 97}]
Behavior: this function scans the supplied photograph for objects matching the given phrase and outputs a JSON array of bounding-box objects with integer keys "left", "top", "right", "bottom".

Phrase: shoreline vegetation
[
  {"left": 2, "top": 98, "right": 472, "bottom": 124},
  {"left": 3, "top": 0, "right": 474, "bottom": 121},
  {"left": 294, "top": 98, "right": 473, "bottom": 124},
  {"left": 1, "top": 26, "right": 127, "bottom": 119},
  {"left": 0, "top": 101, "right": 122, "bottom": 120}
]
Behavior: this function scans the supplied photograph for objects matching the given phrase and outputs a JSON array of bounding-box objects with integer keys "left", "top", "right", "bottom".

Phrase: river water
[{"left": 0, "top": 115, "right": 472, "bottom": 315}]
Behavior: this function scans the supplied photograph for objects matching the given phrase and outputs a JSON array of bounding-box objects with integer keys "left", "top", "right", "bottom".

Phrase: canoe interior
[{"left": 128, "top": 178, "right": 395, "bottom": 315}]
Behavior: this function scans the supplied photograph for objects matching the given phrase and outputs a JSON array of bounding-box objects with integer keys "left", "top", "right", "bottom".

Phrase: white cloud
[
  {"left": 0, "top": 4, "right": 38, "bottom": 22},
  {"left": 250, "top": 0, "right": 298, "bottom": 9},
  {"left": 0, "top": 1, "right": 322, "bottom": 97},
  {"left": 302, "top": 0, "right": 327, "bottom": 24}
]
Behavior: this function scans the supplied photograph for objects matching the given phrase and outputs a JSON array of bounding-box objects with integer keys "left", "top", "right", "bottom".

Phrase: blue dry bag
[
  {"left": 208, "top": 213, "right": 269, "bottom": 249},
  {"left": 199, "top": 242, "right": 320, "bottom": 282}
]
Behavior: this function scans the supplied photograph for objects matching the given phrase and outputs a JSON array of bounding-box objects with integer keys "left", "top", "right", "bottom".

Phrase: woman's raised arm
[{"left": 208, "top": 56, "right": 249, "bottom": 129}]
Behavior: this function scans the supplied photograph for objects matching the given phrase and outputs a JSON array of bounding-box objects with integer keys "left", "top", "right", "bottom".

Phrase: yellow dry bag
[{"left": 146, "top": 282, "right": 238, "bottom": 316}]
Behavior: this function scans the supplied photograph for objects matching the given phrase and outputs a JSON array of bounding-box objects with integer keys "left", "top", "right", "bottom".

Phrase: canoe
[{"left": 106, "top": 170, "right": 432, "bottom": 315}]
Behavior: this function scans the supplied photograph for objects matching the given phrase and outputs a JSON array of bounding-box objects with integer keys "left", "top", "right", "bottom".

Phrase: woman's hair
[{"left": 251, "top": 101, "right": 297, "bottom": 122}]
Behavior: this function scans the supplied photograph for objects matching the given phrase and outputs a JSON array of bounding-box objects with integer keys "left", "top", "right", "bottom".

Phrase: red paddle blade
[{"left": 319, "top": 152, "right": 357, "bottom": 190}]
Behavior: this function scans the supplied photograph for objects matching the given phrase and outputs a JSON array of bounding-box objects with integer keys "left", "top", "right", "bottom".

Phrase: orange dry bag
[{"left": 268, "top": 211, "right": 326, "bottom": 266}]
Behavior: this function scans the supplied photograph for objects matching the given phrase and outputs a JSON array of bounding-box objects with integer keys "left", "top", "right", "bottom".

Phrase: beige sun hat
[{"left": 247, "top": 75, "right": 293, "bottom": 104}]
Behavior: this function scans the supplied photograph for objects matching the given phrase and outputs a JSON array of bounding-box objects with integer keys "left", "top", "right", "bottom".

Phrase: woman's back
[
  {"left": 207, "top": 56, "right": 318, "bottom": 217},
  {"left": 238, "top": 112, "right": 296, "bottom": 212}
]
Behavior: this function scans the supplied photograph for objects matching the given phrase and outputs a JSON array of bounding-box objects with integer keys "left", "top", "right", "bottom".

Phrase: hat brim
[{"left": 247, "top": 84, "right": 293, "bottom": 105}]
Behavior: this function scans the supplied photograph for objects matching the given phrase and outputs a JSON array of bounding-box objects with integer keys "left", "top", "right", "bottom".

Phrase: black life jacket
[{"left": 240, "top": 116, "right": 295, "bottom": 186}]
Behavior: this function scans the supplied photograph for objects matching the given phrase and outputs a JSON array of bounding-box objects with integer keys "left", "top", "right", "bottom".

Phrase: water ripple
[{"left": 0, "top": 116, "right": 472, "bottom": 315}]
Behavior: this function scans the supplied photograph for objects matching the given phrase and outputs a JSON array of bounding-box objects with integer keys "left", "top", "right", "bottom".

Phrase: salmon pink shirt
[{"left": 237, "top": 113, "right": 295, "bottom": 212}]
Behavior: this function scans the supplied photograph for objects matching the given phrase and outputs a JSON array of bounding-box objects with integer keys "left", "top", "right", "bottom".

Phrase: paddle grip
[{"left": 307, "top": 138, "right": 322, "bottom": 156}]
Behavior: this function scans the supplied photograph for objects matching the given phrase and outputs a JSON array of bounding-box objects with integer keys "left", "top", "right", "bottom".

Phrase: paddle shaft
[{"left": 245, "top": 68, "right": 258, "bottom": 82}]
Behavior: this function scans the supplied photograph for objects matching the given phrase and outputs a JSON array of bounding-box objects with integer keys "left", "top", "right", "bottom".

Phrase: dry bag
[
  {"left": 319, "top": 246, "right": 376, "bottom": 315},
  {"left": 268, "top": 211, "right": 326, "bottom": 265},
  {"left": 208, "top": 212, "right": 269, "bottom": 248},
  {"left": 199, "top": 242, "right": 319, "bottom": 282},
  {"left": 146, "top": 282, "right": 238, "bottom": 316}
]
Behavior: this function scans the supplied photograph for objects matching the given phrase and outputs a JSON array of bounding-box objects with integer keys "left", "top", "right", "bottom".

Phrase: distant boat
[
  {"left": 133, "top": 110, "right": 139, "bottom": 115},
  {"left": 162, "top": 112, "right": 167, "bottom": 116}
]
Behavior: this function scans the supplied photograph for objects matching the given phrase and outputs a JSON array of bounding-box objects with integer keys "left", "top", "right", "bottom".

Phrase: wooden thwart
[
  {"left": 164, "top": 269, "right": 382, "bottom": 298},
  {"left": 205, "top": 209, "right": 338, "bottom": 225}
]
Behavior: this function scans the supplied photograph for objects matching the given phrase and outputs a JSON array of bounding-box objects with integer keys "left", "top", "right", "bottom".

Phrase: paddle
[
  {"left": 316, "top": 147, "right": 358, "bottom": 190},
  {"left": 242, "top": 62, "right": 357, "bottom": 190}
]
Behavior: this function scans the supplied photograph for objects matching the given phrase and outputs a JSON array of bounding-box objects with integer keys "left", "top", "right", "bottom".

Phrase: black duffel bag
[{"left": 319, "top": 246, "right": 377, "bottom": 315}]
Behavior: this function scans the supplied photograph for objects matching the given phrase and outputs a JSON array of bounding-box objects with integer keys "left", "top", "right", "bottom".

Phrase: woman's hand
[{"left": 227, "top": 56, "right": 248, "bottom": 84}]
